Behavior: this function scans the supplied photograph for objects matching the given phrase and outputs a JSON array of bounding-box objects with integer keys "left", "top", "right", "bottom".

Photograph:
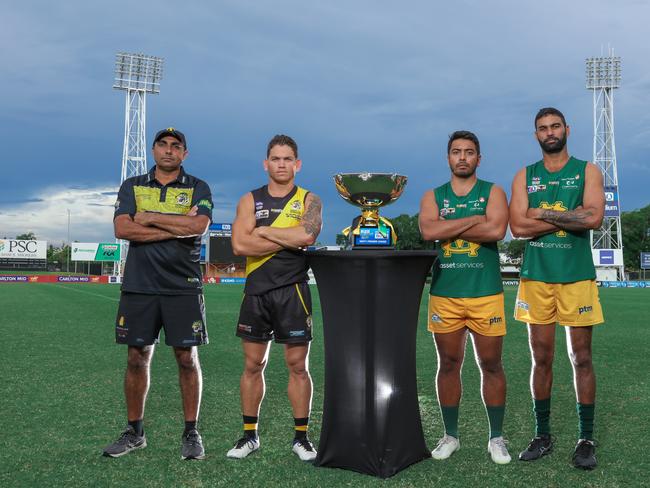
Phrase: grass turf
[{"left": 1, "top": 284, "right": 648, "bottom": 487}]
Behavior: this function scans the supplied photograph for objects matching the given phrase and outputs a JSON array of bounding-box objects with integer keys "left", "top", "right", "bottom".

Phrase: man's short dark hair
[
  {"left": 447, "top": 130, "right": 480, "bottom": 155},
  {"left": 267, "top": 134, "right": 298, "bottom": 158},
  {"left": 534, "top": 107, "right": 567, "bottom": 128}
]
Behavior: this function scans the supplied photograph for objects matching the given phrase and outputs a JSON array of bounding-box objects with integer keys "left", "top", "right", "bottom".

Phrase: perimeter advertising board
[
  {"left": 0, "top": 240, "right": 47, "bottom": 259},
  {"left": 71, "top": 243, "right": 121, "bottom": 261}
]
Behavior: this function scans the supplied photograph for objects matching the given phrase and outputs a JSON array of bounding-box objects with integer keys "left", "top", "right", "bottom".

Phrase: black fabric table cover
[{"left": 308, "top": 250, "right": 435, "bottom": 478}]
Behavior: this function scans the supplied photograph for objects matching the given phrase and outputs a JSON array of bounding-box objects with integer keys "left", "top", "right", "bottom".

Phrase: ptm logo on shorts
[
  {"left": 578, "top": 305, "right": 593, "bottom": 315},
  {"left": 289, "top": 330, "right": 306, "bottom": 337},
  {"left": 489, "top": 316, "right": 503, "bottom": 325},
  {"left": 430, "top": 314, "right": 442, "bottom": 323},
  {"left": 516, "top": 300, "right": 529, "bottom": 311}
]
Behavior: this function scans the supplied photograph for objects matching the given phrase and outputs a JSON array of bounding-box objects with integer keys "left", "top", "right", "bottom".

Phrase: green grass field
[{"left": 1, "top": 284, "right": 648, "bottom": 487}]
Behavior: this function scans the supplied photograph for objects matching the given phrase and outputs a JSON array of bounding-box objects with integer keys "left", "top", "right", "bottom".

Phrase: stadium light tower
[
  {"left": 113, "top": 52, "right": 164, "bottom": 181},
  {"left": 113, "top": 52, "right": 163, "bottom": 274},
  {"left": 586, "top": 51, "right": 624, "bottom": 281}
]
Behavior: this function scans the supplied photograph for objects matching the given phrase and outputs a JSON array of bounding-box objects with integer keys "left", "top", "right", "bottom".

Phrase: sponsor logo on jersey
[
  {"left": 578, "top": 305, "right": 593, "bottom": 315},
  {"left": 430, "top": 313, "right": 442, "bottom": 323},
  {"left": 270, "top": 208, "right": 282, "bottom": 213},
  {"left": 197, "top": 199, "right": 212, "bottom": 209},
  {"left": 440, "top": 207, "right": 456, "bottom": 217},
  {"left": 255, "top": 201, "right": 263, "bottom": 210},
  {"left": 548, "top": 180, "right": 559, "bottom": 185},
  {"left": 255, "top": 209, "right": 269, "bottom": 219},
  {"left": 532, "top": 176, "right": 541, "bottom": 185},
  {"left": 489, "top": 316, "right": 503, "bottom": 325},
  {"left": 516, "top": 300, "right": 529, "bottom": 311},
  {"left": 443, "top": 199, "right": 450, "bottom": 207},
  {"left": 479, "top": 197, "right": 485, "bottom": 202},
  {"left": 527, "top": 184, "right": 547, "bottom": 193},
  {"left": 561, "top": 177, "right": 578, "bottom": 189},
  {"left": 456, "top": 203, "right": 467, "bottom": 208}
]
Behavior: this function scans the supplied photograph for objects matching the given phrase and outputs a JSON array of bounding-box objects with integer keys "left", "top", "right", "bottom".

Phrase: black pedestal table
[{"left": 308, "top": 250, "right": 435, "bottom": 478}]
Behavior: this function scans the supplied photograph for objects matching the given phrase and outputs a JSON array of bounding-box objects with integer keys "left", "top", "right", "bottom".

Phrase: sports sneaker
[
  {"left": 431, "top": 434, "right": 460, "bottom": 460},
  {"left": 487, "top": 436, "right": 511, "bottom": 464},
  {"left": 181, "top": 429, "right": 205, "bottom": 460},
  {"left": 519, "top": 434, "right": 553, "bottom": 461},
  {"left": 226, "top": 436, "right": 260, "bottom": 459},
  {"left": 292, "top": 438, "right": 317, "bottom": 462},
  {"left": 102, "top": 426, "right": 147, "bottom": 458},
  {"left": 572, "top": 439, "right": 597, "bottom": 470}
]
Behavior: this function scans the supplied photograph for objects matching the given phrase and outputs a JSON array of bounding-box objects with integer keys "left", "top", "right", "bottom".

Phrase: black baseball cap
[{"left": 153, "top": 127, "right": 187, "bottom": 149}]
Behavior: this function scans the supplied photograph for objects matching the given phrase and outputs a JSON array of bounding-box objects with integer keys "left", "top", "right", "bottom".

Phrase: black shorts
[
  {"left": 115, "top": 292, "right": 208, "bottom": 347},
  {"left": 237, "top": 283, "right": 312, "bottom": 344}
]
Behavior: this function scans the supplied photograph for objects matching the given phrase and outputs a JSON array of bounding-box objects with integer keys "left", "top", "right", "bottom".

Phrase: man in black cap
[{"left": 103, "top": 127, "right": 213, "bottom": 460}]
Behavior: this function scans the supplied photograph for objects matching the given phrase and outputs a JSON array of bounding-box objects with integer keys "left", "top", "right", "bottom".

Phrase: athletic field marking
[{"left": 51, "top": 284, "right": 120, "bottom": 302}]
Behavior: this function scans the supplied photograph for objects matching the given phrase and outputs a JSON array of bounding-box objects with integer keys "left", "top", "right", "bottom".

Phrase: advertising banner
[
  {"left": 71, "top": 243, "right": 121, "bottom": 262},
  {"left": 604, "top": 186, "right": 620, "bottom": 217},
  {"left": 641, "top": 252, "right": 650, "bottom": 270},
  {"left": 591, "top": 249, "right": 623, "bottom": 266},
  {"left": 0, "top": 240, "right": 47, "bottom": 259}
]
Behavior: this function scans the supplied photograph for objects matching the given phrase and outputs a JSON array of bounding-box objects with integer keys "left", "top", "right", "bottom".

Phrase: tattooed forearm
[
  {"left": 539, "top": 209, "right": 594, "bottom": 231},
  {"left": 301, "top": 195, "right": 323, "bottom": 237}
]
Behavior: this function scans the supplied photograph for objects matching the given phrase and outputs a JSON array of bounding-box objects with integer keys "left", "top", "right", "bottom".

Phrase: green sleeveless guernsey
[
  {"left": 429, "top": 179, "right": 503, "bottom": 298},
  {"left": 520, "top": 157, "right": 596, "bottom": 283}
]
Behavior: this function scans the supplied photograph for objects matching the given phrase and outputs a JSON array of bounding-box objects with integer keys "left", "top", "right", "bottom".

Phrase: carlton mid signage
[{"left": 0, "top": 240, "right": 47, "bottom": 259}]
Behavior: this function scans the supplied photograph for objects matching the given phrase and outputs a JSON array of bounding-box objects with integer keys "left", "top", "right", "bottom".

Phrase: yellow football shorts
[
  {"left": 514, "top": 278, "right": 604, "bottom": 326},
  {"left": 428, "top": 293, "right": 506, "bottom": 336}
]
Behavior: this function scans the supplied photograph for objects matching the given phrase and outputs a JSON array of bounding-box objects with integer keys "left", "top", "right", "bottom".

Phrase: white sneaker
[
  {"left": 292, "top": 438, "right": 317, "bottom": 462},
  {"left": 488, "top": 436, "right": 511, "bottom": 464},
  {"left": 226, "top": 436, "right": 260, "bottom": 459},
  {"left": 431, "top": 434, "right": 460, "bottom": 460}
]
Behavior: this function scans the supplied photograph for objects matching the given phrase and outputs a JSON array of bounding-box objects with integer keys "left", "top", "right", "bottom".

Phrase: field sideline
[{"left": 1, "top": 284, "right": 648, "bottom": 487}]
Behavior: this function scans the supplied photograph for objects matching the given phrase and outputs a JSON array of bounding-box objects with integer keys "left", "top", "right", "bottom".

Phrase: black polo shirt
[{"left": 114, "top": 166, "right": 213, "bottom": 295}]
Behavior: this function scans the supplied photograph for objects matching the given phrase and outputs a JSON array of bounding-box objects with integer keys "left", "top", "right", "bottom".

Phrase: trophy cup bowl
[{"left": 334, "top": 172, "right": 407, "bottom": 248}]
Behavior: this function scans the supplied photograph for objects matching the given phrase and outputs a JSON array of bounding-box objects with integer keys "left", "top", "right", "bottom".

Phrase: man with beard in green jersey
[{"left": 510, "top": 108, "right": 604, "bottom": 470}]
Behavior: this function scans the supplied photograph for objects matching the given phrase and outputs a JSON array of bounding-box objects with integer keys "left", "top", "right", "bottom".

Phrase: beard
[
  {"left": 539, "top": 132, "right": 567, "bottom": 154},
  {"left": 451, "top": 164, "right": 477, "bottom": 178}
]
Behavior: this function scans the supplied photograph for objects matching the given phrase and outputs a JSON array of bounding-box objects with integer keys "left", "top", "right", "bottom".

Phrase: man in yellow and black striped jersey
[{"left": 227, "top": 134, "right": 322, "bottom": 462}]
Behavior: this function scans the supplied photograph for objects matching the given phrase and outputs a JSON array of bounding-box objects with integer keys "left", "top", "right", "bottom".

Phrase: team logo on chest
[
  {"left": 176, "top": 192, "right": 190, "bottom": 205},
  {"left": 539, "top": 201, "right": 568, "bottom": 237},
  {"left": 441, "top": 239, "right": 481, "bottom": 257}
]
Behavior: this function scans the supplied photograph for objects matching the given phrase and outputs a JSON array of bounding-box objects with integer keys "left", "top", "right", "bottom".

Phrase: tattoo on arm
[
  {"left": 540, "top": 209, "right": 594, "bottom": 231},
  {"left": 301, "top": 195, "right": 322, "bottom": 237}
]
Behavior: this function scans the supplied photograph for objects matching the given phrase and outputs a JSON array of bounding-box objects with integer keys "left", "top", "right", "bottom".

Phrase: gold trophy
[{"left": 334, "top": 172, "right": 407, "bottom": 249}]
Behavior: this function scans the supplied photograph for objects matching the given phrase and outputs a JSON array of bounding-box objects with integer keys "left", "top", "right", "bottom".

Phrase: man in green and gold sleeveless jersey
[
  {"left": 227, "top": 135, "right": 322, "bottom": 462},
  {"left": 419, "top": 131, "right": 511, "bottom": 465},
  {"left": 510, "top": 108, "right": 605, "bottom": 470}
]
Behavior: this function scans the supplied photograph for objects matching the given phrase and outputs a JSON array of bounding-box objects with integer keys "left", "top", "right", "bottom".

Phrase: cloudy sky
[{"left": 2, "top": 0, "right": 649, "bottom": 244}]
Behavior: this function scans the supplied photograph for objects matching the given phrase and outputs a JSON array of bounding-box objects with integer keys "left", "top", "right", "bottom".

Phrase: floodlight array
[
  {"left": 113, "top": 52, "right": 164, "bottom": 93},
  {"left": 585, "top": 56, "right": 621, "bottom": 89}
]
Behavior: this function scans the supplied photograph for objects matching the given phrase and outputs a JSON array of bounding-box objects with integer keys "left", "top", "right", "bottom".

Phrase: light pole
[
  {"left": 113, "top": 52, "right": 164, "bottom": 276},
  {"left": 67, "top": 209, "right": 71, "bottom": 273},
  {"left": 586, "top": 50, "right": 624, "bottom": 280}
]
